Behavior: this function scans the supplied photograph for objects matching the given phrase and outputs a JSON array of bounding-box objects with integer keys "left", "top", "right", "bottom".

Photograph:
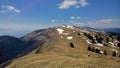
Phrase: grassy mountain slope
[
  {"left": 4, "top": 25, "right": 120, "bottom": 68},
  {"left": 0, "top": 35, "right": 28, "bottom": 64}
]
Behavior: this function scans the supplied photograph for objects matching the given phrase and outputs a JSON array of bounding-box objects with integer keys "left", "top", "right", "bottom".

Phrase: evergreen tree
[
  {"left": 104, "top": 50, "right": 107, "bottom": 56},
  {"left": 95, "top": 35, "right": 98, "bottom": 39},
  {"left": 104, "top": 44, "right": 108, "bottom": 47},
  {"left": 92, "top": 47, "right": 95, "bottom": 52},
  {"left": 70, "top": 43, "right": 74, "bottom": 48},
  {"left": 88, "top": 35, "right": 93, "bottom": 40},
  {"left": 77, "top": 32, "right": 80, "bottom": 35},
  {"left": 95, "top": 48, "right": 100, "bottom": 54},
  {"left": 96, "top": 37, "right": 102, "bottom": 43},
  {"left": 99, "top": 37, "right": 103, "bottom": 41},
  {"left": 84, "top": 32, "right": 87, "bottom": 36},
  {"left": 112, "top": 51, "right": 116, "bottom": 57},
  {"left": 117, "top": 43, "right": 120, "bottom": 47},
  {"left": 91, "top": 39, "right": 96, "bottom": 44},
  {"left": 87, "top": 46, "right": 92, "bottom": 51},
  {"left": 106, "top": 37, "right": 109, "bottom": 43},
  {"left": 117, "top": 36, "right": 120, "bottom": 41}
]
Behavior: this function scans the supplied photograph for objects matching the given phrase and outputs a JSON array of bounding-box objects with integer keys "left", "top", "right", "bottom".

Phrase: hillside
[
  {"left": 0, "top": 25, "right": 120, "bottom": 68},
  {"left": 0, "top": 36, "right": 27, "bottom": 64}
]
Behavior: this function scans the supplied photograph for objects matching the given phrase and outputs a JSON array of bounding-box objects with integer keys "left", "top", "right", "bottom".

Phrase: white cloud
[
  {"left": 0, "top": 5, "right": 21, "bottom": 13},
  {"left": 96, "top": 19, "right": 113, "bottom": 24},
  {"left": 51, "top": 19, "right": 56, "bottom": 23},
  {"left": 70, "top": 16, "right": 81, "bottom": 20},
  {"left": 78, "top": 0, "right": 89, "bottom": 7},
  {"left": 14, "top": 9, "right": 21, "bottom": 13},
  {"left": 70, "top": 16, "right": 75, "bottom": 19},
  {"left": 58, "top": 0, "right": 89, "bottom": 9},
  {"left": 58, "top": 0, "right": 77, "bottom": 9},
  {"left": 68, "top": 18, "right": 120, "bottom": 28},
  {"left": 6, "top": 6, "right": 15, "bottom": 11},
  {"left": 0, "top": 11, "right": 8, "bottom": 13},
  {"left": 87, "top": 18, "right": 120, "bottom": 28}
]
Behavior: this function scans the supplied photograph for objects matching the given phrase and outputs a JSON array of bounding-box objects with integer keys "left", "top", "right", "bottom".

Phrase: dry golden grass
[
  {"left": 6, "top": 51, "right": 120, "bottom": 68},
  {"left": 6, "top": 26, "right": 120, "bottom": 68}
]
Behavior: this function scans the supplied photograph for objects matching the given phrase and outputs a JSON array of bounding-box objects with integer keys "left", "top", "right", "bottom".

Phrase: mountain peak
[{"left": 1, "top": 25, "right": 120, "bottom": 68}]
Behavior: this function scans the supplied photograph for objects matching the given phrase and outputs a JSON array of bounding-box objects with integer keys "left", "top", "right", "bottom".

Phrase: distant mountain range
[{"left": 96, "top": 28, "right": 120, "bottom": 33}]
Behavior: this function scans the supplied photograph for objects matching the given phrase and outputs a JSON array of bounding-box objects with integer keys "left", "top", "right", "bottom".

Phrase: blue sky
[{"left": 0, "top": 0, "right": 120, "bottom": 37}]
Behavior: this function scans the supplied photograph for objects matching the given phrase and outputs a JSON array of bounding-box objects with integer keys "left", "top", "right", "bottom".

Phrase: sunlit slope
[{"left": 6, "top": 25, "right": 120, "bottom": 68}]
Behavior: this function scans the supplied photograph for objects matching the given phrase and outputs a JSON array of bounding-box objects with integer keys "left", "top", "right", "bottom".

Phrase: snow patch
[
  {"left": 86, "top": 39, "right": 103, "bottom": 47},
  {"left": 80, "top": 33, "right": 83, "bottom": 34},
  {"left": 109, "top": 42, "right": 115, "bottom": 47},
  {"left": 67, "top": 25, "right": 73, "bottom": 29},
  {"left": 62, "top": 25, "right": 66, "bottom": 28},
  {"left": 95, "top": 47, "right": 100, "bottom": 49},
  {"left": 100, "top": 50, "right": 104, "bottom": 54},
  {"left": 80, "top": 29, "right": 89, "bottom": 33},
  {"left": 94, "top": 43, "right": 103, "bottom": 47},
  {"left": 67, "top": 36, "right": 73, "bottom": 40},
  {"left": 86, "top": 40, "right": 92, "bottom": 44},
  {"left": 63, "top": 33, "right": 69, "bottom": 35},
  {"left": 36, "top": 32, "right": 42, "bottom": 36},
  {"left": 57, "top": 28, "right": 64, "bottom": 34},
  {"left": 38, "top": 32, "right": 42, "bottom": 34}
]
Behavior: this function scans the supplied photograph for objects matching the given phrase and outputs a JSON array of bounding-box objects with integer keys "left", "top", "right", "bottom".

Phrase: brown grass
[{"left": 6, "top": 26, "right": 120, "bottom": 68}]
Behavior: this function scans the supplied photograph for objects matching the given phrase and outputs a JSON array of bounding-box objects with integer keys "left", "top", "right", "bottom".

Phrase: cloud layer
[
  {"left": 71, "top": 18, "right": 120, "bottom": 28},
  {"left": 0, "top": 5, "right": 21, "bottom": 13},
  {"left": 51, "top": 19, "right": 56, "bottom": 23},
  {"left": 58, "top": 0, "right": 89, "bottom": 9},
  {"left": 70, "top": 16, "right": 81, "bottom": 20},
  {"left": 87, "top": 19, "right": 120, "bottom": 28}
]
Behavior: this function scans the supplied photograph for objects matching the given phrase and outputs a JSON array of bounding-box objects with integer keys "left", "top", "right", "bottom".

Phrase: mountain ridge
[{"left": 0, "top": 25, "right": 120, "bottom": 68}]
